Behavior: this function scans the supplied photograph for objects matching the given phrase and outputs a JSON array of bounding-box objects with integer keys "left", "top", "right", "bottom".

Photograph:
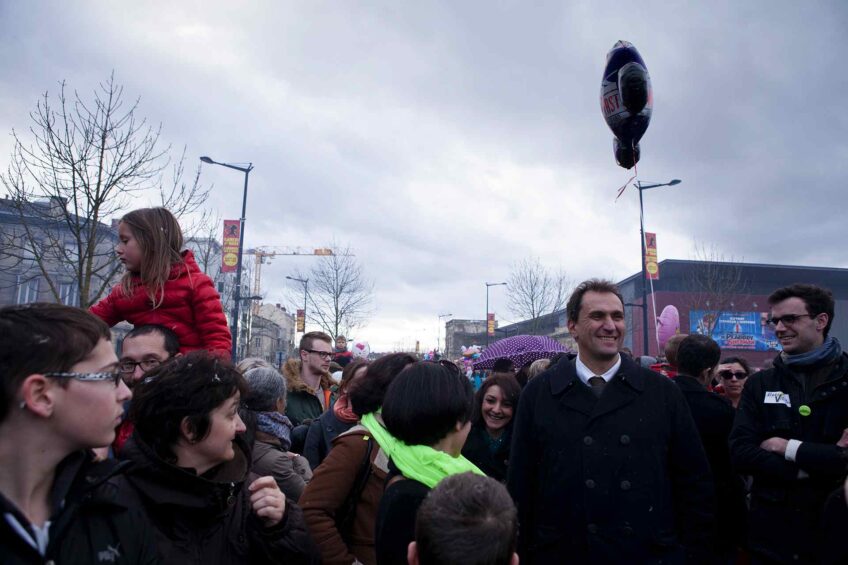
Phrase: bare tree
[
  {"left": 287, "top": 244, "right": 374, "bottom": 338},
  {"left": 506, "top": 257, "right": 571, "bottom": 333},
  {"left": 0, "top": 72, "right": 210, "bottom": 308},
  {"left": 684, "top": 242, "right": 750, "bottom": 337}
]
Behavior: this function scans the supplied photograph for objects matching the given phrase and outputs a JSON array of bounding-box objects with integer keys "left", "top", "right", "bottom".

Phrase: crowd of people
[{"left": 1, "top": 206, "right": 848, "bottom": 564}]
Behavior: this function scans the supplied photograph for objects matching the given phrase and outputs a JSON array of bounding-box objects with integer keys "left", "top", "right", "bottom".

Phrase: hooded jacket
[
  {"left": 0, "top": 451, "right": 160, "bottom": 565},
  {"left": 117, "top": 435, "right": 320, "bottom": 564},
  {"left": 90, "top": 250, "right": 231, "bottom": 357},
  {"left": 282, "top": 359, "right": 335, "bottom": 427}
]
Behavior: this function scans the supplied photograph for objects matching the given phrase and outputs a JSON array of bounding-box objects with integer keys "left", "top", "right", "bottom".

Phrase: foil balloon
[
  {"left": 656, "top": 305, "right": 680, "bottom": 349},
  {"left": 350, "top": 341, "right": 370, "bottom": 359},
  {"left": 601, "top": 40, "right": 653, "bottom": 169}
]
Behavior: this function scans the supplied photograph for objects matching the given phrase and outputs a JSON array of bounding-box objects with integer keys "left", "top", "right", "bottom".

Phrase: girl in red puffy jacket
[{"left": 91, "top": 207, "right": 232, "bottom": 357}]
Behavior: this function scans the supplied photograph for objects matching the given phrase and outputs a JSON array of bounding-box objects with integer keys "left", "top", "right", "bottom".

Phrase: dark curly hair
[{"left": 129, "top": 351, "right": 247, "bottom": 462}]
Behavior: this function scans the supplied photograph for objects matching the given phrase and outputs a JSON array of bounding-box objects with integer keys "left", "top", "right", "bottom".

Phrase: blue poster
[{"left": 690, "top": 310, "right": 781, "bottom": 351}]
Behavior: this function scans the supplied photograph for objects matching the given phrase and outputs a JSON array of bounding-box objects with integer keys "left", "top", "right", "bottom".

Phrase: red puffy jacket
[{"left": 91, "top": 250, "right": 232, "bottom": 357}]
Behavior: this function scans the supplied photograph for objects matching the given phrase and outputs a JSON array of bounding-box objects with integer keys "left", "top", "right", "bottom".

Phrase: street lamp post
[
  {"left": 485, "top": 282, "right": 507, "bottom": 347},
  {"left": 200, "top": 156, "right": 254, "bottom": 363},
  {"left": 635, "top": 179, "right": 681, "bottom": 356},
  {"left": 437, "top": 313, "right": 452, "bottom": 357},
  {"left": 286, "top": 276, "right": 309, "bottom": 334}
]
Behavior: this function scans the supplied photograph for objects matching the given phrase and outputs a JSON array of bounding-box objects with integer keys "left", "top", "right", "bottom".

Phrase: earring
[{"left": 19, "top": 400, "right": 26, "bottom": 410}]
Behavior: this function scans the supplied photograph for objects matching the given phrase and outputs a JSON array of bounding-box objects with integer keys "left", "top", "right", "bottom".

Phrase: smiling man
[
  {"left": 507, "top": 279, "right": 715, "bottom": 564},
  {"left": 730, "top": 284, "right": 848, "bottom": 564}
]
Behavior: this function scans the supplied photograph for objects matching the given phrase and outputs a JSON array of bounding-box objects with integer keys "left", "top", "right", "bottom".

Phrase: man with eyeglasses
[
  {"left": 730, "top": 284, "right": 848, "bottom": 564},
  {"left": 112, "top": 324, "right": 181, "bottom": 454},
  {"left": 282, "top": 331, "right": 336, "bottom": 427}
]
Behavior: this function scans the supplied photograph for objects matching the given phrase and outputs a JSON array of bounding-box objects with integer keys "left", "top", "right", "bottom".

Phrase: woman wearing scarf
[
  {"left": 301, "top": 353, "right": 416, "bottom": 565},
  {"left": 371, "top": 361, "right": 483, "bottom": 565},
  {"left": 303, "top": 358, "right": 369, "bottom": 470},
  {"left": 243, "top": 367, "right": 313, "bottom": 502}
]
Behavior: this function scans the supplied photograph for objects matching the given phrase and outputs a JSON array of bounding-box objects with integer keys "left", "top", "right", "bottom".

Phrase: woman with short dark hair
[
  {"left": 301, "top": 353, "right": 416, "bottom": 565},
  {"left": 717, "top": 356, "right": 752, "bottom": 409},
  {"left": 371, "top": 362, "right": 483, "bottom": 564},
  {"left": 461, "top": 374, "right": 521, "bottom": 482},
  {"left": 119, "top": 352, "right": 319, "bottom": 564}
]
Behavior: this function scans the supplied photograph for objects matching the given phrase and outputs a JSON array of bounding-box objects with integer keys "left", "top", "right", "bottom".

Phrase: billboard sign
[{"left": 690, "top": 310, "right": 781, "bottom": 351}]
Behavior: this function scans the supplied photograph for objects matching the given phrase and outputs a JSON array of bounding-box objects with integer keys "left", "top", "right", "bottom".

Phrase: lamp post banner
[
  {"left": 222, "top": 220, "right": 240, "bottom": 273},
  {"left": 645, "top": 231, "right": 659, "bottom": 280},
  {"left": 296, "top": 309, "right": 305, "bottom": 332},
  {"left": 487, "top": 313, "right": 495, "bottom": 337}
]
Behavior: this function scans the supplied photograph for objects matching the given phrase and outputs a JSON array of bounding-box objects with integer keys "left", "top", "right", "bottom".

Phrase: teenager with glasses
[
  {"left": 0, "top": 303, "right": 158, "bottom": 564},
  {"left": 730, "top": 284, "right": 848, "bottom": 563},
  {"left": 716, "top": 356, "right": 751, "bottom": 409},
  {"left": 283, "top": 331, "right": 337, "bottom": 427}
]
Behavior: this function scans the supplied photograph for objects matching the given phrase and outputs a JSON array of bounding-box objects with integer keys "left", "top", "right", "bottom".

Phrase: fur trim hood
[{"left": 282, "top": 358, "right": 334, "bottom": 394}]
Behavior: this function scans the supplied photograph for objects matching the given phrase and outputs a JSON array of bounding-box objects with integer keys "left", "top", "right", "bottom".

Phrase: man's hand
[
  {"left": 760, "top": 437, "right": 789, "bottom": 456},
  {"left": 836, "top": 428, "right": 848, "bottom": 448},
  {"left": 249, "top": 476, "right": 286, "bottom": 528}
]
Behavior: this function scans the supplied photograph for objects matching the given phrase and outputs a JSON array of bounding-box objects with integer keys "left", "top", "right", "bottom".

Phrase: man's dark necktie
[{"left": 588, "top": 376, "right": 607, "bottom": 397}]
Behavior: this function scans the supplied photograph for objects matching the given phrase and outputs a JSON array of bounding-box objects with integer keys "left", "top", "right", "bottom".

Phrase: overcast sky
[{"left": 1, "top": 1, "right": 846, "bottom": 351}]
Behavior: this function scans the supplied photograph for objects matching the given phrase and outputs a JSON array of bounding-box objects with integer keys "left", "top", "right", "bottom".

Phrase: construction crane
[{"left": 244, "top": 246, "right": 338, "bottom": 313}]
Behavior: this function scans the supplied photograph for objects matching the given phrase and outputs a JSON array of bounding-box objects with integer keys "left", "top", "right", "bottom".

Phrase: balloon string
[{"left": 614, "top": 140, "right": 640, "bottom": 202}]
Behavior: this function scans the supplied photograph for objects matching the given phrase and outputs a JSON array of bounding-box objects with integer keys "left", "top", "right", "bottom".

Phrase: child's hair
[{"left": 119, "top": 207, "right": 185, "bottom": 309}]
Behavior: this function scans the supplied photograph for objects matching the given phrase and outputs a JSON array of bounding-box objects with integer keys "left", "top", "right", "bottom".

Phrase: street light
[
  {"left": 485, "top": 282, "right": 507, "bottom": 347},
  {"left": 286, "top": 276, "right": 309, "bottom": 334},
  {"left": 200, "top": 155, "right": 254, "bottom": 363},
  {"left": 437, "top": 313, "right": 452, "bottom": 357},
  {"left": 635, "top": 179, "right": 681, "bottom": 356}
]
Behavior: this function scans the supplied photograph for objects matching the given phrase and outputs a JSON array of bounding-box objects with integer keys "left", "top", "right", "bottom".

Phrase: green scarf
[{"left": 360, "top": 412, "right": 484, "bottom": 488}]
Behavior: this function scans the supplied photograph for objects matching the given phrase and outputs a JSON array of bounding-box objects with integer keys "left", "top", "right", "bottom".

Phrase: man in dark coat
[
  {"left": 674, "top": 334, "right": 747, "bottom": 560},
  {"left": 729, "top": 284, "right": 848, "bottom": 564},
  {"left": 507, "top": 279, "right": 715, "bottom": 565}
]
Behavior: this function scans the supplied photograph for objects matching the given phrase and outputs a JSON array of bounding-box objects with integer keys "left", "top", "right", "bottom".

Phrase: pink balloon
[{"left": 656, "top": 305, "right": 680, "bottom": 349}]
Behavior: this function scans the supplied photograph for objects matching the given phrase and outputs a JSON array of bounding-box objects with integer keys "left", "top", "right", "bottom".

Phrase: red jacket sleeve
[
  {"left": 190, "top": 272, "right": 232, "bottom": 358},
  {"left": 89, "top": 285, "right": 122, "bottom": 326}
]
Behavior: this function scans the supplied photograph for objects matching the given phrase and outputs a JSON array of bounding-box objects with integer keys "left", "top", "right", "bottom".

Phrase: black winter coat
[
  {"left": 729, "top": 352, "right": 848, "bottom": 563},
  {"left": 0, "top": 450, "right": 160, "bottom": 565},
  {"left": 674, "top": 374, "right": 747, "bottom": 553},
  {"left": 302, "top": 408, "right": 357, "bottom": 470},
  {"left": 507, "top": 355, "right": 715, "bottom": 565},
  {"left": 461, "top": 423, "right": 511, "bottom": 482},
  {"left": 117, "top": 435, "right": 320, "bottom": 564}
]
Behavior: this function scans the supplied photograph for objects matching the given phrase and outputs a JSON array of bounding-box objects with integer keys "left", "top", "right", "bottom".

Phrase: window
[
  {"left": 254, "top": 337, "right": 262, "bottom": 348},
  {"left": 59, "top": 281, "right": 79, "bottom": 306},
  {"left": 16, "top": 276, "right": 39, "bottom": 304}
]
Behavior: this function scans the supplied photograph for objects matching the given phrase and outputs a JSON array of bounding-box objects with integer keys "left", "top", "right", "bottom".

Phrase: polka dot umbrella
[{"left": 472, "top": 335, "right": 571, "bottom": 371}]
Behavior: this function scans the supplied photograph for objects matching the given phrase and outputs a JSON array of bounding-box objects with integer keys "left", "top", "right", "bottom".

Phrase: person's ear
[
  {"left": 179, "top": 416, "right": 197, "bottom": 444},
  {"left": 407, "top": 541, "right": 419, "bottom": 565},
  {"left": 20, "top": 374, "right": 57, "bottom": 418},
  {"left": 815, "top": 313, "right": 829, "bottom": 333},
  {"left": 173, "top": 352, "right": 183, "bottom": 359}
]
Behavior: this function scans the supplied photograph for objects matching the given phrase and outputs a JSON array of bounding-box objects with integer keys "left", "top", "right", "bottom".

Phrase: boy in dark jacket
[{"left": 0, "top": 303, "right": 159, "bottom": 564}]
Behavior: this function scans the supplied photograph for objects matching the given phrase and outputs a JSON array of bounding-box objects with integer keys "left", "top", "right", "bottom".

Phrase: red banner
[
  {"left": 487, "top": 313, "right": 495, "bottom": 337},
  {"left": 645, "top": 232, "right": 659, "bottom": 280},
  {"left": 296, "top": 309, "right": 305, "bottom": 332},
  {"left": 222, "top": 220, "right": 240, "bottom": 273}
]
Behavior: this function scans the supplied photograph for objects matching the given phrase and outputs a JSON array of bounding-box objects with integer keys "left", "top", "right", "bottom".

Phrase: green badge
[{"left": 799, "top": 405, "right": 811, "bottom": 417}]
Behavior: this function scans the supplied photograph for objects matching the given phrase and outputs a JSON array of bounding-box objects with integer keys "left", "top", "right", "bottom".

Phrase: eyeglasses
[
  {"left": 718, "top": 370, "right": 748, "bottom": 380},
  {"left": 765, "top": 314, "right": 813, "bottom": 328},
  {"left": 306, "top": 349, "right": 334, "bottom": 360},
  {"left": 118, "top": 359, "right": 162, "bottom": 374},
  {"left": 45, "top": 371, "right": 123, "bottom": 387}
]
